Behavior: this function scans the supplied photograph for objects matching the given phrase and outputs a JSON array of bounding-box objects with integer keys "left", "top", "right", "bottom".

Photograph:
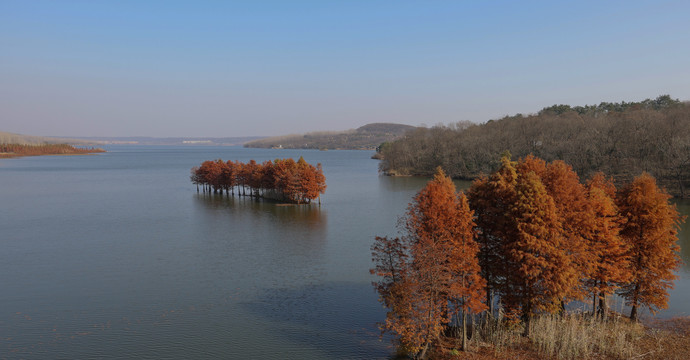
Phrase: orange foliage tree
[
  {"left": 616, "top": 173, "right": 683, "bottom": 320},
  {"left": 372, "top": 168, "right": 485, "bottom": 356},
  {"left": 469, "top": 155, "right": 581, "bottom": 327},
  {"left": 466, "top": 154, "right": 518, "bottom": 316},
  {"left": 0, "top": 143, "right": 105, "bottom": 158},
  {"left": 541, "top": 160, "right": 595, "bottom": 307},
  {"left": 375, "top": 154, "right": 685, "bottom": 352},
  {"left": 190, "top": 157, "right": 326, "bottom": 204},
  {"left": 583, "top": 172, "right": 630, "bottom": 317},
  {"left": 503, "top": 169, "right": 577, "bottom": 332}
]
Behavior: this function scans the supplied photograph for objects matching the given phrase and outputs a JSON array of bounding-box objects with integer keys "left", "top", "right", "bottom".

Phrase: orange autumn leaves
[
  {"left": 372, "top": 155, "right": 683, "bottom": 355},
  {"left": 191, "top": 157, "right": 326, "bottom": 204},
  {"left": 617, "top": 172, "right": 683, "bottom": 320},
  {"left": 0, "top": 143, "right": 105, "bottom": 158},
  {"left": 371, "top": 168, "right": 485, "bottom": 356}
]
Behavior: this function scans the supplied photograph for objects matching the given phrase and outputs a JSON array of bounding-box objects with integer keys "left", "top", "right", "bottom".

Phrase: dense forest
[
  {"left": 0, "top": 144, "right": 105, "bottom": 158},
  {"left": 244, "top": 123, "right": 415, "bottom": 150},
  {"left": 190, "top": 157, "right": 326, "bottom": 204},
  {"left": 372, "top": 156, "right": 683, "bottom": 358},
  {"left": 378, "top": 95, "right": 690, "bottom": 197}
]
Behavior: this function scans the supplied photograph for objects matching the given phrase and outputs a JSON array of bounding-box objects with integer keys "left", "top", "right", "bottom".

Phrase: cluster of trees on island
[
  {"left": 378, "top": 95, "right": 690, "bottom": 198},
  {"left": 190, "top": 157, "right": 326, "bottom": 204},
  {"left": 371, "top": 154, "right": 683, "bottom": 358},
  {"left": 0, "top": 144, "right": 105, "bottom": 158}
]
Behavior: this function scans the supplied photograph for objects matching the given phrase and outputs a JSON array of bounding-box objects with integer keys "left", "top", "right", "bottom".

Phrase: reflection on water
[
  {"left": 244, "top": 282, "right": 393, "bottom": 359},
  {"left": 378, "top": 175, "right": 472, "bottom": 193},
  {"left": 378, "top": 175, "right": 430, "bottom": 192},
  {"left": 191, "top": 192, "right": 329, "bottom": 293},
  {"left": 194, "top": 192, "right": 327, "bottom": 231},
  {"left": 673, "top": 199, "right": 690, "bottom": 272}
]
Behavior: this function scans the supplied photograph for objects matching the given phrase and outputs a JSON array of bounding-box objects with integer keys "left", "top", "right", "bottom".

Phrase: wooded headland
[
  {"left": 0, "top": 131, "right": 101, "bottom": 146},
  {"left": 243, "top": 122, "right": 415, "bottom": 150},
  {"left": 378, "top": 95, "right": 690, "bottom": 197},
  {"left": 0, "top": 143, "right": 105, "bottom": 158}
]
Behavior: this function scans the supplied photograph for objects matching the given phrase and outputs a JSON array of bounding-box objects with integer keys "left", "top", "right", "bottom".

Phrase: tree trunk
[
  {"left": 599, "top": 293, "right": 607, "bottom": 320},
  {"left": 522, "top": 300, "right": 531, "bottom": 337},
  {"left": 630, "top": 283, "right": 640, "bottom": 321},
  {"left": 461, "top": 310, "right": 467, "bottom": 351},
  {"left": 677, "top": 173, "right": 686, "bottom": 198},
  {"left": 630, "top": 304, "right": 638, "bottom": 321},
  {"left": 486, "top": 287, "right": 494, "bottom": 319},
  {"left": 417, "top": 342, "right": 430, "bottom": 360}
]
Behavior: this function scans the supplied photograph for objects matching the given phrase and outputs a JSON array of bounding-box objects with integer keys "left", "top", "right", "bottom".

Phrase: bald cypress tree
[
  {"left": 617, "top": 173, "right": 683, "bottom": 321},
  {"left": 372, "top": 168, "right": 485, "bottom": 356}
]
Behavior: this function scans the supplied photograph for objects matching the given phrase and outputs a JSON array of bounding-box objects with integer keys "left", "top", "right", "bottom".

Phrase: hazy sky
[{"left": 2, "top": 1, "right": 689, "bottom": 137}]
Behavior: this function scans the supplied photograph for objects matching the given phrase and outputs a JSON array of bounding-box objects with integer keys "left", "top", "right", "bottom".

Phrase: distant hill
[
  {"left": 1, "top": 132, "right": 264, "bottom": 146},
  {"left": 243, "top": 123, "right": 416, "bottom": 150},
  {"left": 71, "top": 136, "right": 265, "bottom": 146},
  {"left": 0, "top": 131, "right": 101, "bottom": 146}
]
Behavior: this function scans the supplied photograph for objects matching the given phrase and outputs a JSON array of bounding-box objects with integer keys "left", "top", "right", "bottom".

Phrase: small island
[{"left": 191, "top": 157, "right": 326, "bottom": 204}]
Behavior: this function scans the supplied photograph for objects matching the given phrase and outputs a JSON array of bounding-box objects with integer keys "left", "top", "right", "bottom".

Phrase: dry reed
[{"left": 467, "top": 304, "right": 644, "bottom": 359}]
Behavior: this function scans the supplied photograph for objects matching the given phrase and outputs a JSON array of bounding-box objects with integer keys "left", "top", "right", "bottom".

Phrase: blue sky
[{"left": 2, "top": 1, "right": 689, "bottom": 137}]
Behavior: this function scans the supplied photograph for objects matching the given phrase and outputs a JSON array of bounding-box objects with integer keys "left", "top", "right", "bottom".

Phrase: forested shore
[
  {"left": 372, "top": 155, "right": 684, "bottom": 359},
  {"left": 190, "top": 157, "right": 326, "bottom": 204},
  {"left": 378, "top": 95, "right": 690, "bottom": 197},
  {"left": 244, "top": 123, "right": 415, "bottom": 150},
  {"left": 0, "top": 144, "right": 105, "bottom": 158}
]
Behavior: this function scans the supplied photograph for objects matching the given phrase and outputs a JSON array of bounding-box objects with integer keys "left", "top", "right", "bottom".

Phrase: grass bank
[{"left": 423, "top": 312, "right": 690, "bottom": 359}]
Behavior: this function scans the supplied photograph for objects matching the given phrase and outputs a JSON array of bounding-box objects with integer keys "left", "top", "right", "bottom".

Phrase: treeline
[
  {"left": 244, "top": 123, "right": 416, "bottom": 150},
  {"left": 0, "top": 131, "right": 99, "bottom": 146},
  {"left": 371, "top": 155, "right": 683, "bottom": 358},
  {"left": 378, "top": 95, "right": 690, "bottom": 197},
  {"left": 0, "top": 143, "right": 105, "bottom": 158},
  {"left": 190, "top": 157, "right": 326, "bottom": 204}
]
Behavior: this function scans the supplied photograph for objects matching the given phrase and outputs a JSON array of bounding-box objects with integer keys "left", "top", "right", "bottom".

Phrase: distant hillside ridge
[
  {"left": 243, "top": 123, "right": 416, "bottom": 150},
  {"left": 0, "top": 131, "right": 101, "bottom": 146},
  {"left": 379, "top": 95, "right": 690, "bottom": 198},
  {"left": 71, "top": 136, "right": 265, "bottom": 146}
]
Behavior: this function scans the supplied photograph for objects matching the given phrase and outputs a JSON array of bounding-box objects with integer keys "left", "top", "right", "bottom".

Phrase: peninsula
[
  {"left": 0, "top": 131, "right": 105, "bottom": 158},
  {"left": 243, "top": 123, "right": 415, "bottom": 150}
]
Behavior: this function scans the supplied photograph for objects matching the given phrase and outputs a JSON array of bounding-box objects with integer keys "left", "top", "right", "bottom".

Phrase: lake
[{"left": 1, "top": 146, "right": 688, "bottom": 359}]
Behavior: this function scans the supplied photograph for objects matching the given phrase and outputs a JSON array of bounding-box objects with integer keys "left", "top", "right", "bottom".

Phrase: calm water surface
[{"left": 1, "top": 146, "right": 688, "bottom": 359}]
